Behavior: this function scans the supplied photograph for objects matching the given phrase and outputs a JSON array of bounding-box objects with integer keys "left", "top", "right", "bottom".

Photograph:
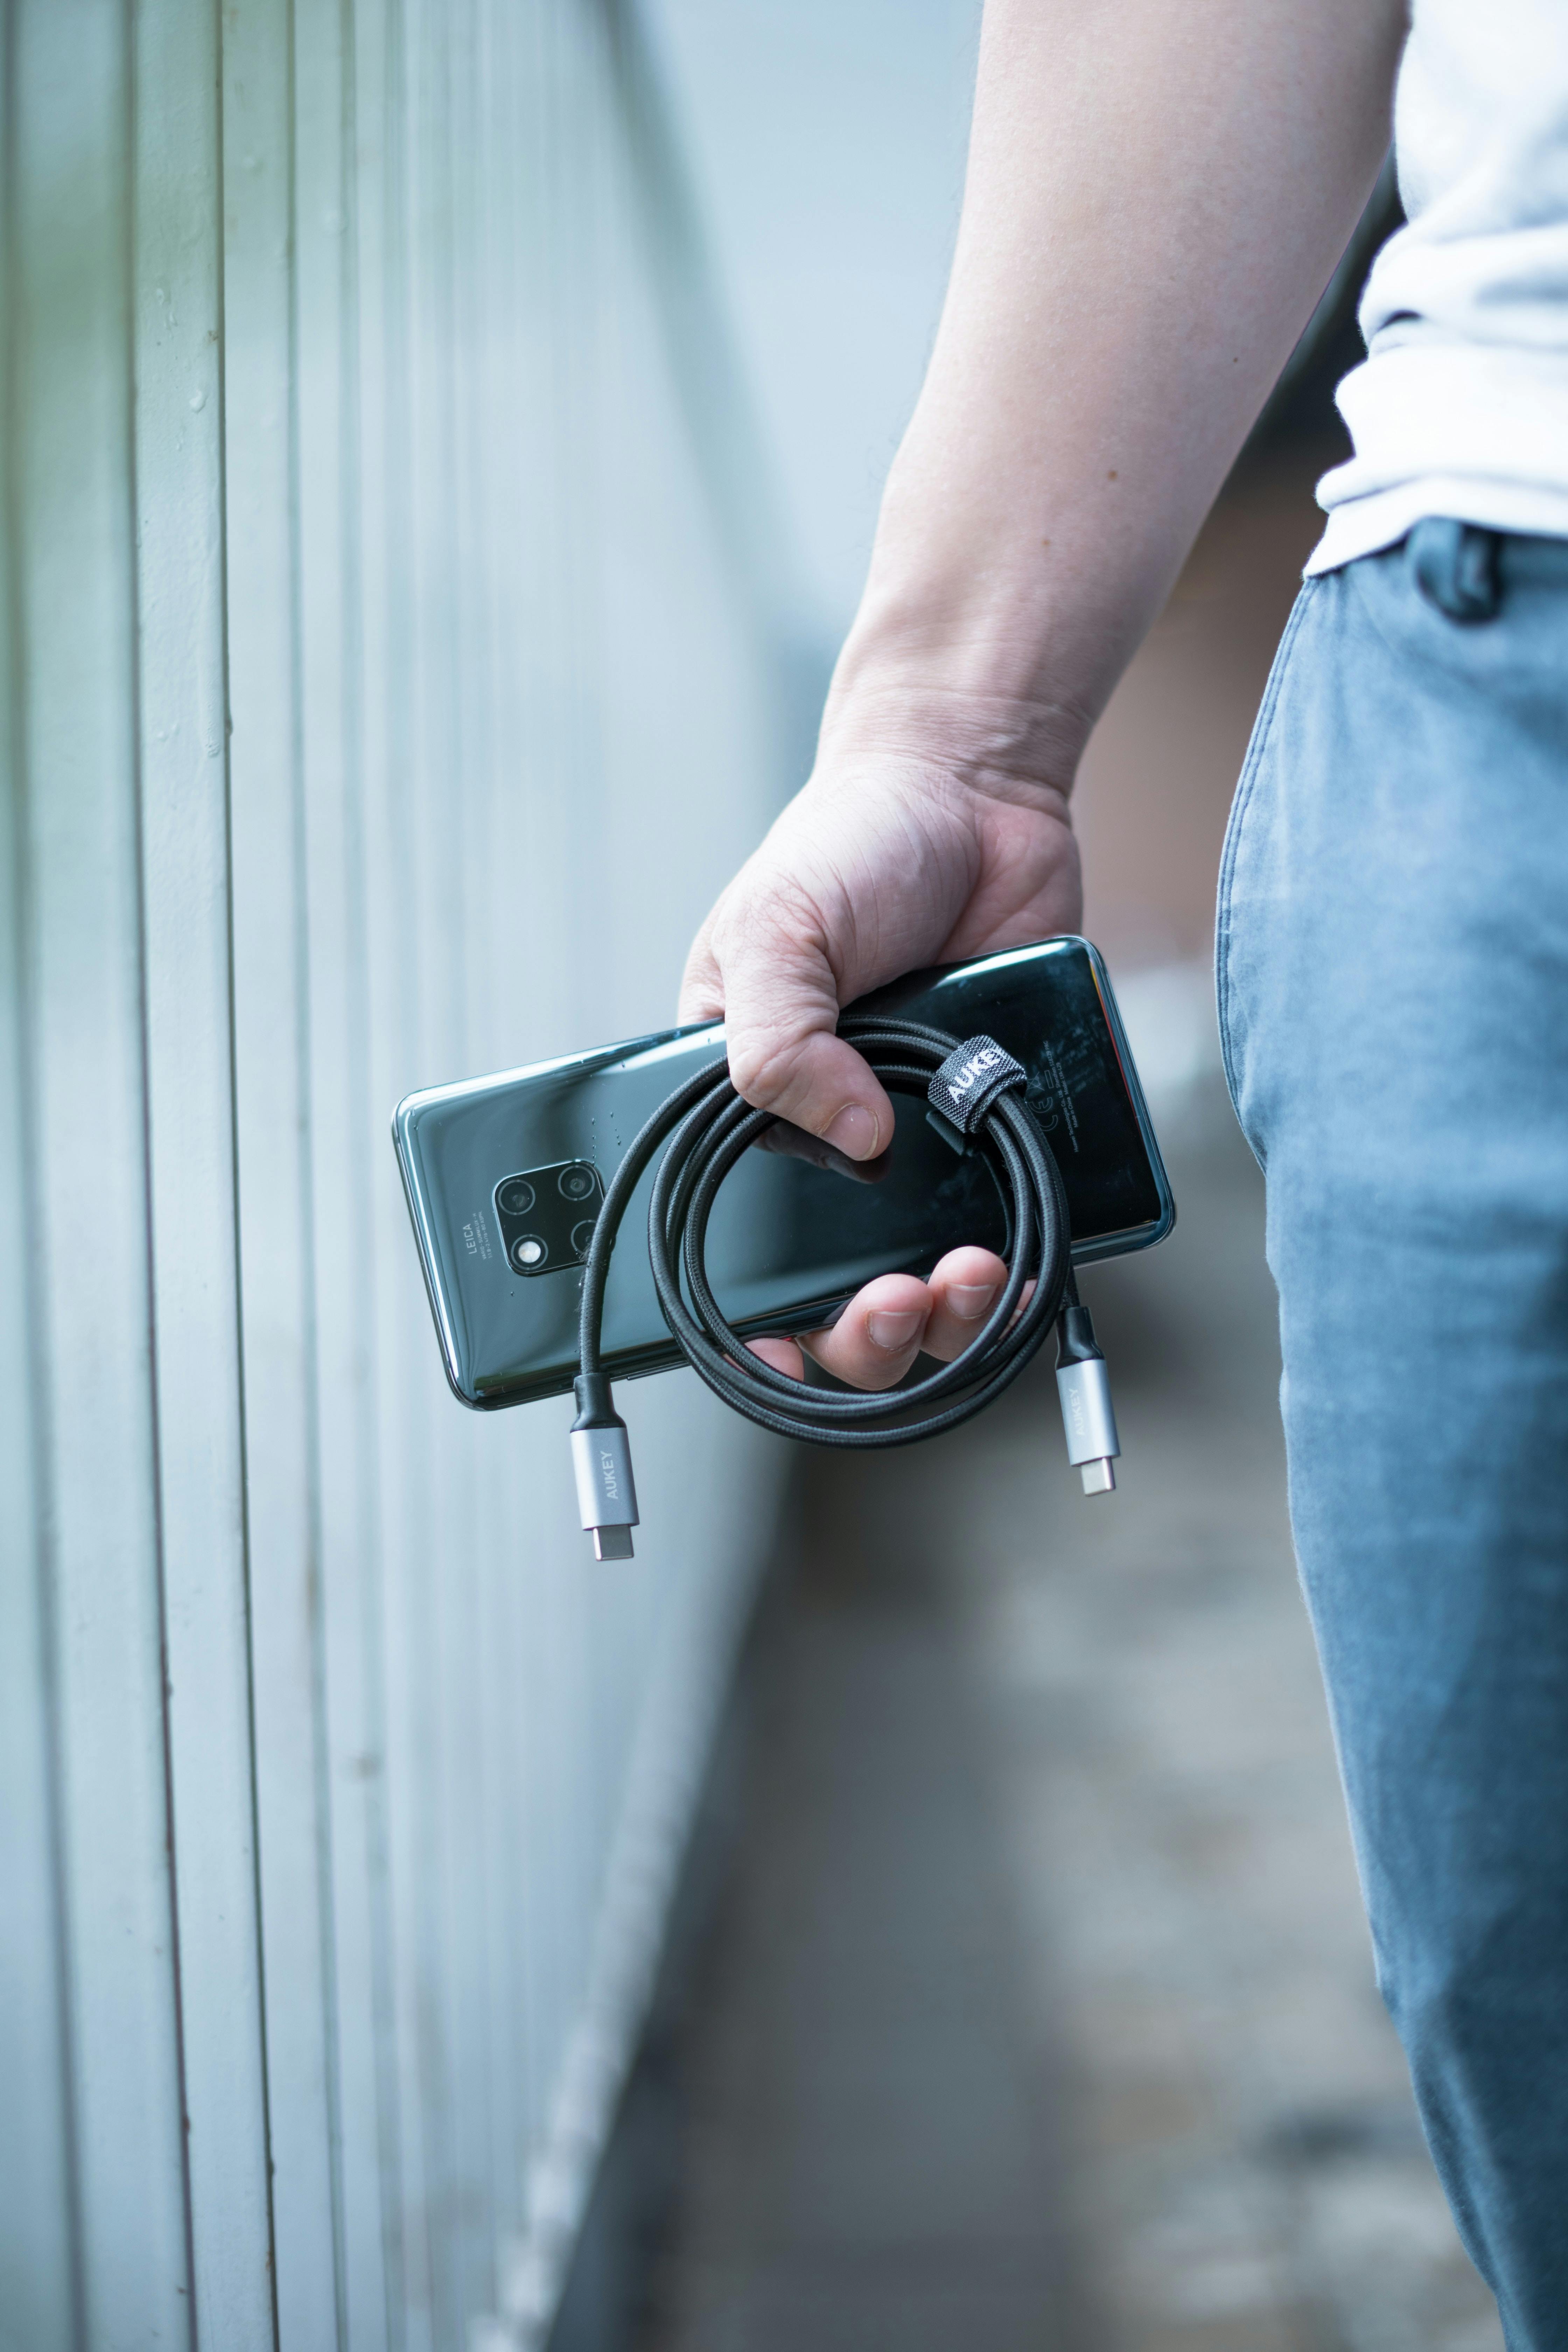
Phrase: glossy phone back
[{"left": 393, "top": 937, "right": 1173, "bottom": 1407}]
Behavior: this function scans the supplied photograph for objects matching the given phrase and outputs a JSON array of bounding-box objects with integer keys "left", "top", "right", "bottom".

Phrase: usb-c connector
[
  {"left": 570, "top": 1373, "right": 639, "bottom": 1561},
  {"left": 1055, "top": 1297, "right": 1120, "bottom": 1499}
]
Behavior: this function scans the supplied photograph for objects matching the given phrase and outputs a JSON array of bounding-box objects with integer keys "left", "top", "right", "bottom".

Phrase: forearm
[
  {"left": 680, "top": 0, "right": 1403, "bottom": 1171},
  {"left": 828, "top": 0, "right": 1405, "bottom": 778}
]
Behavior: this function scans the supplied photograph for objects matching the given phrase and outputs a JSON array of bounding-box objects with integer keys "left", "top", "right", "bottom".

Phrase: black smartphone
[{"left": 392, "top": 936, "right": 1174, "bottom": 1409}]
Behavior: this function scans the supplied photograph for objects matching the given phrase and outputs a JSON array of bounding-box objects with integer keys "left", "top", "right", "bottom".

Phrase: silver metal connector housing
[
  {"left": 570, "top": 1424, "right": 639, "bottom": 1556},
  {"left": 1057, "top": 1357, "right": 1120, "bottom": 1498}
]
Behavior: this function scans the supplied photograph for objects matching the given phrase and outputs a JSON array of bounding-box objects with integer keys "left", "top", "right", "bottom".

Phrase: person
[{"left": 677, "top": 0, "right": 1568, "bottom": 2339}]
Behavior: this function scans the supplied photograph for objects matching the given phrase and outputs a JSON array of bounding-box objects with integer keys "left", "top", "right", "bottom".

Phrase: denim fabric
[{"left": 1217, "top": 523, "right": 1568, "bottom": 2348}]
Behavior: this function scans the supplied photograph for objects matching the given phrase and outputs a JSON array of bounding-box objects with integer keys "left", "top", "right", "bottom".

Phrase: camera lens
[
  {"left": 497, "top": 1177, "right": 535, "bottom": 1218},
  {"left": 571, "top": 1219, "right": 597, "bottom": 1259},
  {"left": 512, "top": 1234, "right": 547, "bottom": 1271},
  {"left": 558, "top": 1164, "right": 596, "bottom": 1202}
]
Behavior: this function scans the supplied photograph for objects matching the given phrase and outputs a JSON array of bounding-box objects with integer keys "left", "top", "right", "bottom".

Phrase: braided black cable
[{"left": 575, "top": 1015, "right": 1073, "bottom": 1452}]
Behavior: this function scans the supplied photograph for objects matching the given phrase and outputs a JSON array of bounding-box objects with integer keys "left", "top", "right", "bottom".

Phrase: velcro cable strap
[{"left": 926, "top": 1035, "right": 1028, "bottom": 1138}]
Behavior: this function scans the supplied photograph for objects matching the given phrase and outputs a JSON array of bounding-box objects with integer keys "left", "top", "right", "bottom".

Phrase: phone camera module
[{"left": 492, "top": 1161, "right": 601, "bottom": 1279}]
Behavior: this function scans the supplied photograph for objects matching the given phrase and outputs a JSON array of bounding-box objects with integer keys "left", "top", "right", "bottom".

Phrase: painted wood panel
[{"left": 1, "top": 1, "right": 793, "bottom": 2345}]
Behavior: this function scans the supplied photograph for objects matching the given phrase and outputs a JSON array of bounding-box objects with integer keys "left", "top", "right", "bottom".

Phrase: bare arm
[{"left": 683, "top": 0, "right": 1404, "bottom": 1388}]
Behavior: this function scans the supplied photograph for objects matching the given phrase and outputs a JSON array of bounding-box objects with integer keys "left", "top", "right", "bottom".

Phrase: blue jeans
[{"left": 1217, "top": 520, "right": 1568, "bottom": 2348}]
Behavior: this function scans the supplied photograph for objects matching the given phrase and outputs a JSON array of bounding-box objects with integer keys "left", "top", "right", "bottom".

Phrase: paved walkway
[{"left": 631, "top": 1084, "right": 1502, "bottom": 2352}]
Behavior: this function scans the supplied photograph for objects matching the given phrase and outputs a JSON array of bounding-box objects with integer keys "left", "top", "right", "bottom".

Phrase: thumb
[{"left": 708, "top": 917, "right": 893, "bottom": 1161}]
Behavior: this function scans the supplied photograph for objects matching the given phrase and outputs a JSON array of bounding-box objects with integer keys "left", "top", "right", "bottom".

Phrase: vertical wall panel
[
  {"left": 349, "top": 2, "right": 438, "bottom": 2337},
  {"left": 12, "top": 2, "right": 192, "bottom": 2342},
  {"left": 132, "top": 0, "right": 275, "bottom": 2339},
  {"left": 223, "top": 0, "right": 346, "bottom": 2337},
  {"left": 290, "top": 4, "right": 396, "bottom": 2343},
  {"left": 0, "top": 6, "right": 81, "bottom": 2341},
  {"left": 2, "top": 0, "right": 795, "bottom": 2345}
]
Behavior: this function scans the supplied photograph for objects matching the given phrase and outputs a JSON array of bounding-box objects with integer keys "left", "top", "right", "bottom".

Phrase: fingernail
[
  {"left": 825, "top": 1103, "right": 881, "bottom": 1161},
  {"left": 948, "top": 1282, "right": 997, "bottom": 1321},
  {"left": 867, "top": 1307, "right": 924, "bottom": 1353}
]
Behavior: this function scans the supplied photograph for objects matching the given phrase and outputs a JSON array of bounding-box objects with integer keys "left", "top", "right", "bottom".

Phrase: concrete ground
[{"left": 625, "top": 1081, "right": 1504, "bottom": 2352}]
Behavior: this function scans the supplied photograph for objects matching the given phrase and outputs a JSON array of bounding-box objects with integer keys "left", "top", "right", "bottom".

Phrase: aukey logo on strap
[
  {"left": 927, "top": 1034, "right": 1027, "bottom": 1141},
  {"left": 948, "top": 1044, "right": 1006, "bottom": 1097}
]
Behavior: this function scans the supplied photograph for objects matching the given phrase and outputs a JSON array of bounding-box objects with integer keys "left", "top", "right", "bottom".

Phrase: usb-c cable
[{"left": 569, "top": 1016, "right": 1120, "bottom": 1558}]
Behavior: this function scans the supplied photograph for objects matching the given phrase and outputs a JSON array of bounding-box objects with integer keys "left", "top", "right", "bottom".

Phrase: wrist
[
  {"left": 821, "top": 484, "right": 1119, "bottom": 798},
  {"left": 822, "top": 406, "right": 1179, "bottom": 792},
  {"left": 819, "top": 623, "right": 1092, "bottom": 805}
]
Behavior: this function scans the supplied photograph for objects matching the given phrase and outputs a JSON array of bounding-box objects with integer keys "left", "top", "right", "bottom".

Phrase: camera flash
[{"left": 514, "top": 1237, "right": 546, "bottom": 1269}]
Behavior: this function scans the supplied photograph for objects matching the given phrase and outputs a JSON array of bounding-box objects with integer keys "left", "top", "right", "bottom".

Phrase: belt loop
[{"left": 1409, "top": 518, "right": 1502, "bottom": 621}]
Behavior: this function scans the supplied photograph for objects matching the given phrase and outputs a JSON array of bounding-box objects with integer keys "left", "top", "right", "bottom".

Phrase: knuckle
[
  {"left": 724, "top": 1024, "right": 815, "bottom": 1111},
  {"left": 678, "top": 950, "right": 723, "bottom": 1023},
  {"left": 712, "top": 871, "right": 830, "bottom": 971}
]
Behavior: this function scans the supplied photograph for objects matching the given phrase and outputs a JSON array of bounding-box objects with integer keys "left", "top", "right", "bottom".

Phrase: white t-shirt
[{"left": 1307, "top": 0, "right": 1568, "bottom": 575}]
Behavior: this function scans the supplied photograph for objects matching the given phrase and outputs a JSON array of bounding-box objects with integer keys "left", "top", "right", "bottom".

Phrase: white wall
[
  {"left": 645, "top": 0, "right": 982, "bottom": 637},
  {"left": 0, "top": 4, "right": 791, "bottom": 2346}
]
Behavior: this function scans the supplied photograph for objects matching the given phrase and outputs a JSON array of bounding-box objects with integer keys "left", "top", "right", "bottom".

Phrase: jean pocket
[{"left": 1215, "top": 581, "right": 1318, "bottom": 1155}]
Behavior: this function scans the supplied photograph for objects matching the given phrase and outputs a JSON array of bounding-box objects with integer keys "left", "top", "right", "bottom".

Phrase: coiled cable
[{"left": 567, "top": 1015, "right": 1120, "bottom": 1556}]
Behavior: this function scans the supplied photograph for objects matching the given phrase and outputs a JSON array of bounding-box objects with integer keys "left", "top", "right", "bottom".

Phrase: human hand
[{"left": 678, "top": 691, "right": 1081, "bottom": 1385}]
